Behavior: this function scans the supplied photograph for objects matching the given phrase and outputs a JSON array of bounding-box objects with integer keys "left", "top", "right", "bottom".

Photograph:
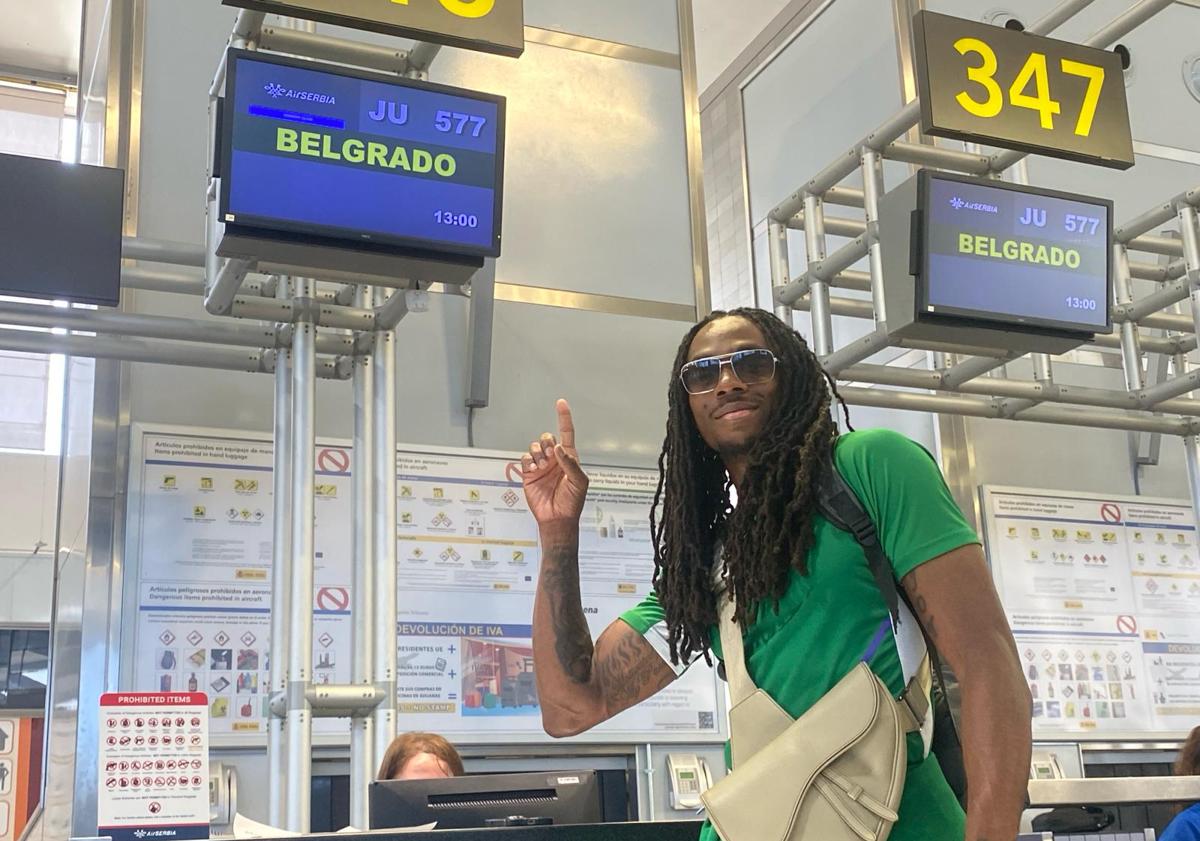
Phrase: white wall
[
  {"left": 0, "top": 449, "right": 59, "bottom": 625},
  {"left": 691, "top": 0, "right": 792, "bottom": 92}
]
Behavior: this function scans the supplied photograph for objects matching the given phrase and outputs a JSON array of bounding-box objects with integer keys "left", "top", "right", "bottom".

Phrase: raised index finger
[{"left": 555, "top": 399, "right": 576, "bottom": 450}]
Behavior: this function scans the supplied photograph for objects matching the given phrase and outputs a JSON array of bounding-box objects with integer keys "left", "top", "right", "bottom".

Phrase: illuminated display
[
  {"left": 918, "top": 171, "right": 1112, "bottom": 334},
  {"left": 913, "top": 10, "right": 1134, "bottom": 169},
  {"left": 219, "top": 49, "right": 505, "bottom": 259}
]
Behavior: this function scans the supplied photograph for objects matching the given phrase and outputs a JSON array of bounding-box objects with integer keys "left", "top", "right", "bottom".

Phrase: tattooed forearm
[
  {"left": 595, "top": 631, "right": 672, "bottom": 711},
  {"left": 541, "top": 543, "right": 594, "bottom": 684}
]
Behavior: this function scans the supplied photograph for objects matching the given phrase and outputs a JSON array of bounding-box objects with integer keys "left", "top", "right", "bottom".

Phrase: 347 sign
[
  {"left": 223, "top": 0, "right": 525, "bottom": 57},
  {"left": 913, "top": 10, "right": 1133, "bottom": 169}
]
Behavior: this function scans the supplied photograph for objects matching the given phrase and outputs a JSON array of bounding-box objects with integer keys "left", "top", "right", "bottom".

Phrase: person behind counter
[
  {"left": 378, "top": 732, "right": 465, "bottom": 781},
  {"left": 519, "top": 308, "right": 1032, "bottom": 841},
  {"left": 1162, "top": 726, "right": 1200, "bottom": 841}
]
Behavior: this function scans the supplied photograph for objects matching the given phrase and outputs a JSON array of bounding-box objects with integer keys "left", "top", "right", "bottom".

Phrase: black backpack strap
[
  {"left": 815, "top": 457, "right": 902, "bottom": 628},
  {"left": 816, "top": 446, "right": 970, "bottom": 808}
]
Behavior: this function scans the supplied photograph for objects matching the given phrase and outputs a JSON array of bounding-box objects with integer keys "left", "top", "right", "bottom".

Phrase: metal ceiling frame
[{"left": 766, "top": 0, "right": 1200, "bottom": 495}]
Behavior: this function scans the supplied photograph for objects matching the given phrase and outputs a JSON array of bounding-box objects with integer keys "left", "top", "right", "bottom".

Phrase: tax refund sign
[
  {"left": 222, "top": 0, "right": 524, "bottom": 58},
  {"left": 913, "top": 10, "right": 1134, "bottom": 169}
]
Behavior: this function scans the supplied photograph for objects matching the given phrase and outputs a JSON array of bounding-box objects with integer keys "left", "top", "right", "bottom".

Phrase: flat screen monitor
[
  {"left": 219, "top": 49, "right": 505, "bottom": 261},
  {"left": 369, "top": 771, "right": 602, "bottom": 830},
  {"left": 0, "top": 153, "right": 124, "bottom": 307},
  {"left": 917, "top": 170, "right": 1112, "bottom": 336}
]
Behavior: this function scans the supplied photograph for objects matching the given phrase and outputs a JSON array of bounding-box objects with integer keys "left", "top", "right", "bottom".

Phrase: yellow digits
[
  {"left": 391, "top": 0, "right": 497, "bottom": 19},
  {"left": 953, "top": 37, "right": 1003, "bottom": 118}
]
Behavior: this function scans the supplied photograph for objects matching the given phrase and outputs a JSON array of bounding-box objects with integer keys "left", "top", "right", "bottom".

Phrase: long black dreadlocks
[{"left": 649, "top": 308, "right": 853, "bottom": 666}]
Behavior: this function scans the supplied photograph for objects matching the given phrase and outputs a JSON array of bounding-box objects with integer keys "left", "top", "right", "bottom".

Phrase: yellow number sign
[
  {"left": 391, "top": 0, "right": 496, "bottom": 19},
  {"left": 953, "top": 38, "right": 1100, "bottom": 136},
  {"left": 914, "top": 11, "right": 1132, "bottom": 168}
]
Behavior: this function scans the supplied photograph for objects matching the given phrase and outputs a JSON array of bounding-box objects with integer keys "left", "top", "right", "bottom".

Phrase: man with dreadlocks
[{"left": 521, "top": 308, "right": 1031, "bottom": 841}]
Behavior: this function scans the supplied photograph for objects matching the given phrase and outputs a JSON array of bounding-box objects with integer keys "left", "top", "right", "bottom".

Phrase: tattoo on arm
[
  {"left": 542, "top": 545, "right": 594, "bottom": 684},
  {"left": 903, "top": 573, "right": 938, "bottom": 643},
  {"left": 596, "top": 632, "right": 672, "bottom": 712}
]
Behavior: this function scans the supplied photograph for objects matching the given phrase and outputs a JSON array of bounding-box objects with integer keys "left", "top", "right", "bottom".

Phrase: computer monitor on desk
[{"left": 369, "top": 771, "right": 602, "bottom": 830}]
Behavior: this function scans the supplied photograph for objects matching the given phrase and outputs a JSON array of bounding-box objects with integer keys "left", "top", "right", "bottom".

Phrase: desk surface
[{"left": 306, "top": 821, "right": 705, "bottom": 841}]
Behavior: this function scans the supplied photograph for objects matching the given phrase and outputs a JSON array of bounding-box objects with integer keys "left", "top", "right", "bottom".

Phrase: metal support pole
[
  {"left": 1129, "top": 259, "right": 1187, "bottom": 282},
  {"left": 268, "top": 278, "right": 293, "bottom": 829},
  {"left": 258, "top": 26, "right": 409, "bottom": 75},
  {"left": 0, "top": 300, "right": 276, "bottom": 347},
  {"left": 232, "top": 9, "right": 266, "bottom": 43},
  {"left": 206, "top": 258, "right": 252, "bottom": 315},
  {"left": 767, "top": 220, "right": 792, "bottom": 320},
  {"left": 941, "top": 355, "right": 1013, "bottom": 389},
  {"left": 286, "top": 279, "right": 317, "bottom": 833},
  {"left": 1122, "top": 278, "right": 1193, "bottom": 322},
  {"left": 1114, "top": 245, "right": 1146, "bottom": 393},
  {"left": 1085, "top": 0, "right": 1173, "bottom": 48},
  {"left": 822, "top": 326, "right": 893, "bottom": 374},
  {"left": 406, "top": 42, "right": 442, "bottom": 75},
  {"left": 466, "top": 261, "right": 497, "bottom": 410},
  {"left": 884, "top": 141, "right": 992, "bottom": 175},
  {"left": 1179, "top": 205, "right": 1200, "bottom": 339},
  {"left": 1187, "top": 436, "right": 1200, "bottom": 539},
  {"left": 1116, "top": 197, "right": 1186, "bottom": 243},
  {"left": 123, "top": 235, "right": 206, "bottom": 267},
  {"left": 1033, "top": 354, "right": 1053, "bottom": 384},
  {"left": 1129, "top": 234, "right": 1186, "bottom": 258},
  {"left": 787, "top": 213, "right": 866, "bottom": 238},
  {"left": 372, "top": 286, "right": 399, "bottom": 765},
  {"left": 350, "top": 285, "right": 376, "bottom": 830},
  {"left": 802, "top": 195, "right": 833, "bottom": 355},
  {"left": 1028, "top": 0, "right": 1096, "bottom": 34},
  {"left": 861, "top": 148, "right": 887, "bottom": 326}
]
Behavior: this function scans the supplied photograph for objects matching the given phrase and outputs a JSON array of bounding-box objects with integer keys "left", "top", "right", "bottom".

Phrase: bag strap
[
  {"left": 716, "top": 591, "right": 757, "bottom": 707},
  {"left": 815, "top": 460, "right": 902, "bottom": 629},
  {"left": 816, "top": 452, "right": 933, "bottom": 733}
]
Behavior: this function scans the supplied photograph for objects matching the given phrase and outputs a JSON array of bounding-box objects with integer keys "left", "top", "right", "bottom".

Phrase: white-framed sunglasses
[{"left": 679, "top": 348, "right": 778, "bottom": 395}]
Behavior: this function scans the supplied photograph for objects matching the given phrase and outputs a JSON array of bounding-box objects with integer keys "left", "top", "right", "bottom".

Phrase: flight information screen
[
  {"left": 220, "top": 49, "right": 504, "bottom": 258},
  {"left": 920, "top": 171, "right": 1111, "bottom": 333}
]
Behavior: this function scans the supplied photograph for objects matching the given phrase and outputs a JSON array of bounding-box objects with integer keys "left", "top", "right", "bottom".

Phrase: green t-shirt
[{"left": 619, "top": 428, "right": 979, "bottom": 841}]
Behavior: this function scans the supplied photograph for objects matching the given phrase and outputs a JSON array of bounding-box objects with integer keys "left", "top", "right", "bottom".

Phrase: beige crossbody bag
[{"left": 699, "top": 592, "right": 932, "bottom": 841}]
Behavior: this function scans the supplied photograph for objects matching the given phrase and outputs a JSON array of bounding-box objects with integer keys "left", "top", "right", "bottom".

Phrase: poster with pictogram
[
  {"left": 984, "top": 486, "right": 1200, "bottom": 737},
  {"left": 127, "top": 426, "right": 726, "bottom": 746},
  {"left": 97, "top": 693, "right": 209, "bottom": 841}
]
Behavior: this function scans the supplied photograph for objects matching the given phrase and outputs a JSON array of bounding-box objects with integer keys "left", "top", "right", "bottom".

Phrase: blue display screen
[
  {"left": 922, "top": 174, "right": 1110, "bottom": 331},
  {"left": 221, "top": 50, "right": 504, "bottom": 258}
]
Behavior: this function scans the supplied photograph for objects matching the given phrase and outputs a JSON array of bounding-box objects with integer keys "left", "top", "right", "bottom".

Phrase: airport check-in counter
[
  {"left": 255, "top": 823, "right": 706, "bottom": 841},
  {"left": 1021, "top": 773, "right": 1200, "bottom": 838}
]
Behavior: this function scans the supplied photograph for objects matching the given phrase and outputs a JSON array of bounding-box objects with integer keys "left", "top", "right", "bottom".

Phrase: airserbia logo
[{"left": 263, "top": 82, "right": 336, "bottom": 105}]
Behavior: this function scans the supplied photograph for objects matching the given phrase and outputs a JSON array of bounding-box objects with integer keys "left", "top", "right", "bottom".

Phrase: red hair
[
  {"left": 1177, "top": 726, "right": 1200, "bottom": 777},
  {"left": 377, "top": 732, "right": 465, "bottom": 780}
]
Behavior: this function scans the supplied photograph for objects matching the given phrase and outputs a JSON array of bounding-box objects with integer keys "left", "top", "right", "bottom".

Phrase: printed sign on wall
[
  {"left": 98, "top": 693, "right": 210, "bottom": 841},
  {"left": 983, "top": 487, "right": 1200, "bottom": 738},
  {"left": 127, "top": 427, "right": 725, "bottom": 746}
]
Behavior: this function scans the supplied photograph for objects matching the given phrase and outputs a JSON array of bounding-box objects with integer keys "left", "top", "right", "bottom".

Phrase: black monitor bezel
[
  {"left": 915, "top": 169, "right": 1114, "bottom": 336},
  {"left": 218, "top": 47, "right": 506, "bottom": 261},
  {"left": 369, "top": 770, "right": 602, "bottom": 830}
]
